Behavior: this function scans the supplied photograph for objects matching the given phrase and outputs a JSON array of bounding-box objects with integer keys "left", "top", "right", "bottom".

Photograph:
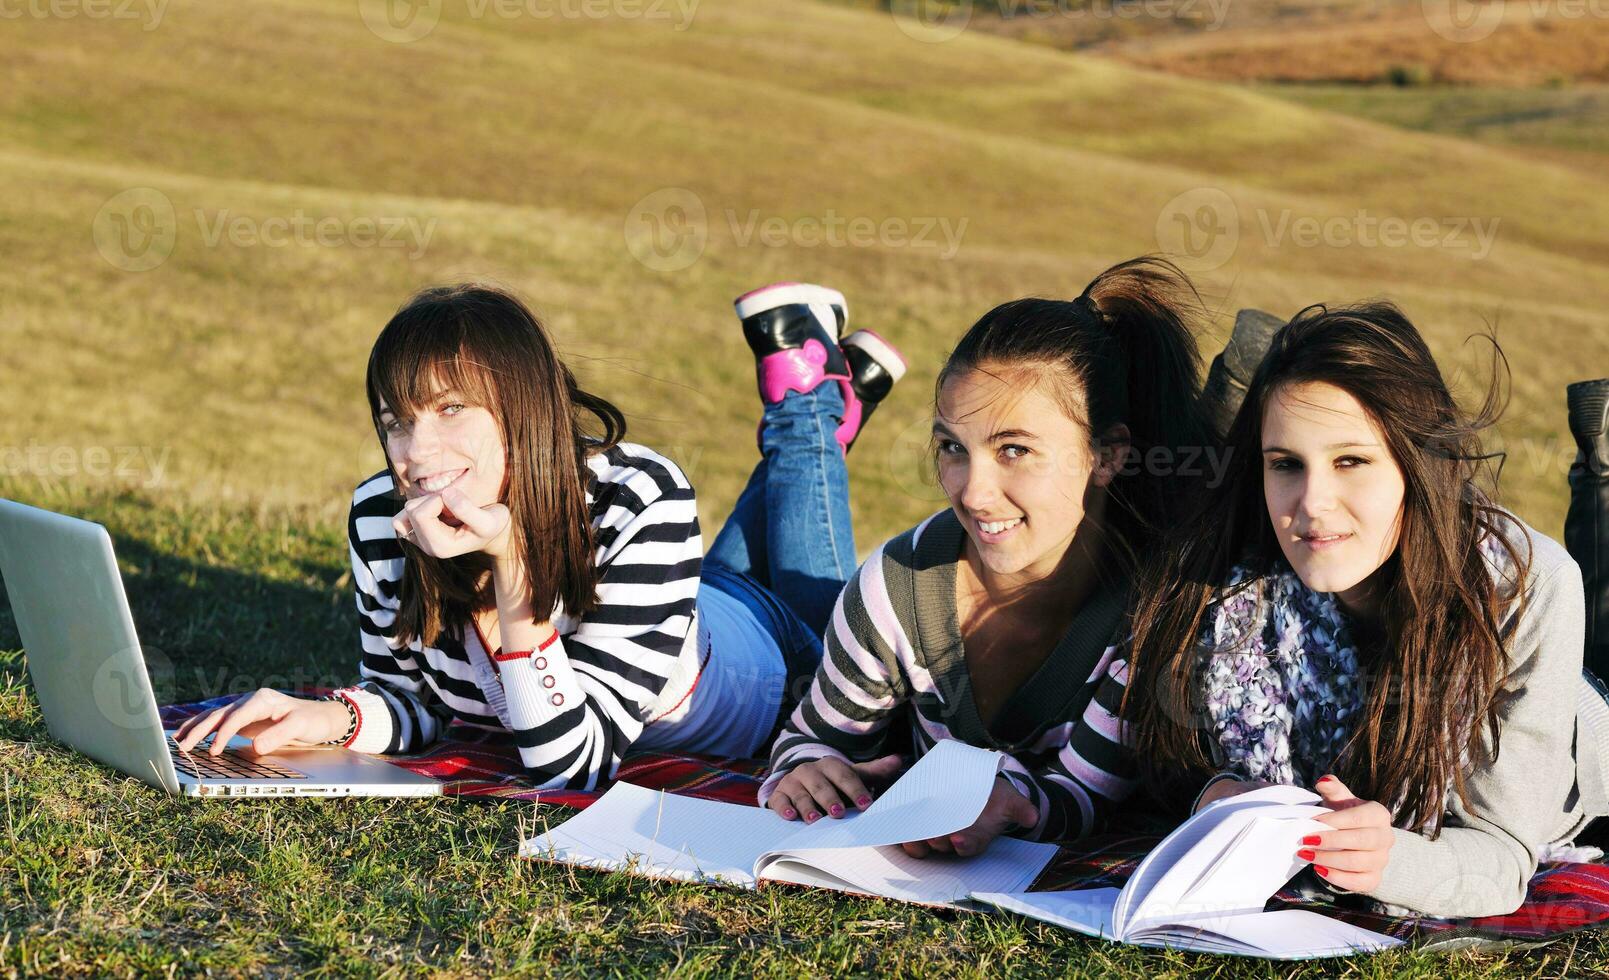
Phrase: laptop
[{"left": 0, "top": 497, "right": 441, "bottom": 798}]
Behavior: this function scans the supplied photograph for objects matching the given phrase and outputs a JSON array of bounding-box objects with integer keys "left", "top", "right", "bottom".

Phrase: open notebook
[
  {"left": 520, "top": 740, "right": 1058, "bottom": 907},
  {"left": 971, "top": 784, "right": 1403, "bottom": 958}
]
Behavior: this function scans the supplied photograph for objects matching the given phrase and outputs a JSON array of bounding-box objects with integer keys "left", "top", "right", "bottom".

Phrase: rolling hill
[{"left": 2, "top": 0, "right": 1606, "bottom": 543}]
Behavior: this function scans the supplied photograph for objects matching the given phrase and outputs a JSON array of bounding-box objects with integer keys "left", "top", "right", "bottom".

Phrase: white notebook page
[
  {"left": 971, "top": 889, "right": 1122, "bottom": 940},
  {"left": 763, "top": 835, "right": 1058, "bottom": 906},
  {"left": 1115, "top": 785, "right": 1324, "bottom": 930},
  {"left": 523, "top": 739, "right": 1013, "bottom": 888},
  {"left": 520, "top": 781, "right": 785, "bottom": 885},
  {"left": 1132, "top": 908, "right": 1403, "bottom": 958}
]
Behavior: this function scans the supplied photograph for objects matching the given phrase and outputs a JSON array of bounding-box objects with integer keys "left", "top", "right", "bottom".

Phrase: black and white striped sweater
[{"left": 338, "top": 442, "right": 703, "bottom": 790}]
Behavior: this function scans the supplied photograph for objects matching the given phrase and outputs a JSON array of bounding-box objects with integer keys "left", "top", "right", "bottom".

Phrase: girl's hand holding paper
[{"left": 899, "top": 777, "right": 1037, "bottom": 859}]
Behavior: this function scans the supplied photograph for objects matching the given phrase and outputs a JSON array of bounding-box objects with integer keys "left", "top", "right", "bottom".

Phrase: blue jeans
[{"left": 705, "top": 383, "right": 857, "bottom": 706}]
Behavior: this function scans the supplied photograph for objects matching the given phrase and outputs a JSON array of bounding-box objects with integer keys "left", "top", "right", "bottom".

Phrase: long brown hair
[
  {"left": 1124, "top": 301, "right": 1529, "bottom": 832},
  {"left": 937, "top": 256, "right": 1213, "bottom": 570},
  {"left": 365, "top": 284, "right": 627, "bottom": 648}
]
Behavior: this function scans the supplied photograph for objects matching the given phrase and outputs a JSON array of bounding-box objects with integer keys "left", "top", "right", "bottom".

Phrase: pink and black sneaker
[
  {"left": 735, "top": 282, "right": 906, "bottom": 454},
  {"left": 839, "top": 329, "right": 907, "bottom": 453},
  {"left": 735, "top": 281, "right": 858, "bottom": 435}
]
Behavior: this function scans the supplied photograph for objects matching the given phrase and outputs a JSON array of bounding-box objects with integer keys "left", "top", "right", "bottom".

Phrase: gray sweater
[{"left": 1368, "top": 516, "right": 1600, "bottom": 918}]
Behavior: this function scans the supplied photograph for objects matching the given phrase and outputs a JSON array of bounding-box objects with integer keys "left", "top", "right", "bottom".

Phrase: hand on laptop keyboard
[
  {"left": 172, "top": 688, "right": 354, "bottom": 756},
  {"left": 167, "top": 734, "right": 309, "bottom": 780}
]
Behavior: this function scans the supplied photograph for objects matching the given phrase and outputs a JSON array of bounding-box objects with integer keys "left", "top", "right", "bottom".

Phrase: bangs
[{"left": 367, "top": 299, "right": 502, "bottom": 421}]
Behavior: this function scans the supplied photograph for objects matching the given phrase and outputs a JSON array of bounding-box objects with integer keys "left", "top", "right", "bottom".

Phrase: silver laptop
[{"left": 0, "top": 497, "right": 441, "bottom": 798}]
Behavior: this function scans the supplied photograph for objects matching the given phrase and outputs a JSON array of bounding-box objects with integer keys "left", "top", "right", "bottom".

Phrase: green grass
[
  {"left": 3, "top": 0, "right": 1609, "bottom": 972},
  {"left": 5, "top": 483, "right": 1609, "bottom": 975}
]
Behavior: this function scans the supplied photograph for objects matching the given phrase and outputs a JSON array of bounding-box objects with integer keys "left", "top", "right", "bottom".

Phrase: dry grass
[
  {"left": 844, "top": 0, "right": 1609, "bottom": 86},
  {"left": 1112, "top": 5, "right": 1609, "bottom": 86},
  {"left": 1, "top": 2, "right": 1608, "bottom": 971},
  {"left": 1, "top": 0, "right": 1606, "bottom": 539}
]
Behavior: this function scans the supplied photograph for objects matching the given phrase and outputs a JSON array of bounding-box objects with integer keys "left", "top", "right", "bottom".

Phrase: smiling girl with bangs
[{"left": 174, "top": 278, "right": 911, "bottom": 788}]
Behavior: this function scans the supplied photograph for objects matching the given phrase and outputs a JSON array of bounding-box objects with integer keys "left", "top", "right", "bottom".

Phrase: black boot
[
  {"left": 733, "top": 282, "right": 854, "bottom": 407},
  {"left": 1567, "top": 379, "right": 1609, "bottom": 680},
  {"left": 839, "top": 330, "right": 907, "bottom": 453},
  {"left": 1201, "top": 308, "right": 1284, "bottom": 442}
]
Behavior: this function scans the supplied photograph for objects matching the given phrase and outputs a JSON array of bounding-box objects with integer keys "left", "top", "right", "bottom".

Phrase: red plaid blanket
[{"left": 163, "top": 694, "right": 1609, "bottom": 948}]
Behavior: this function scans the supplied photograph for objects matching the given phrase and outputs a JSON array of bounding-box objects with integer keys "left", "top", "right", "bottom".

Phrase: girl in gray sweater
[{"left": 1124, "top": 301, "right": 1604, "bottom": 919}]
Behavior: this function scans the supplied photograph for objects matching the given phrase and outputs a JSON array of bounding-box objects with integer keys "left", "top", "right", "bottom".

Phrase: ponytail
[
  {"left": 937, "top": 256, "right": 1210, "bottom": 559},
  {"left": 1081, "top": 257, "right": 1213, "bottom": 534}
]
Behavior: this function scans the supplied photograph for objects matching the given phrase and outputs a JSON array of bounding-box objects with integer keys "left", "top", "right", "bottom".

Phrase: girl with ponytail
[{"left": 759, "top": 257, "right": 1213, "bottom": 855}]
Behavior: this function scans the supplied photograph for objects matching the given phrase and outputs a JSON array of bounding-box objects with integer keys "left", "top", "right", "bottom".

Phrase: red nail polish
[
  {"left": 806, "top": 811, "right": 820, "bottom": 822},
  {"left": 1297, "top": 849, "right": 1316, "bottom": 861},
  {"left": 829, "top": 804, "right": 844, "bottom": 817},
  {"left": 1317, "top": 776, "right": 1334, "bottom": 783},
  {"left": 1301, "top": 835, "right": 1322, "bottom": 846},
  {"left": 856, "top": 795, "right": 872, "bottom": 808},
  {"left": 783, "top": 809, "right": 796, "bottom": 820},
  {"left": 1315, "top": 865, "right": 1330, "bottom": 877}
]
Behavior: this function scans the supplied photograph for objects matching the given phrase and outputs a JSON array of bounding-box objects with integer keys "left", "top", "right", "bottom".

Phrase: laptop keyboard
[{"left": 168, "top": 735, "right": 309, "bottom": 780}]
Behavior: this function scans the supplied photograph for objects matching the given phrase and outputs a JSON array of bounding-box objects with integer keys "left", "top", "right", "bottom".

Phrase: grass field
[
  {"left": 3, "top": 0, "right": 1609, "bottom": 973},
  {"left": 1260, "top": 83, "right": 1609, "bottom": 172}
]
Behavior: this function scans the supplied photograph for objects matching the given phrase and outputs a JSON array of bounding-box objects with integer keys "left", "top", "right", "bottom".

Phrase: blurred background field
[
  {"left": 1, "top": 0, "right": 1607, "bottom": 973},
  {"left": 2, "top": 0, "right": 1606, "bottom": 539}
]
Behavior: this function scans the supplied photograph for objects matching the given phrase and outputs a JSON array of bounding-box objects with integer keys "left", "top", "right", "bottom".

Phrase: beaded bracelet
[{"left": 320, "top": 694, "right": 358, "bottom": 746}]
